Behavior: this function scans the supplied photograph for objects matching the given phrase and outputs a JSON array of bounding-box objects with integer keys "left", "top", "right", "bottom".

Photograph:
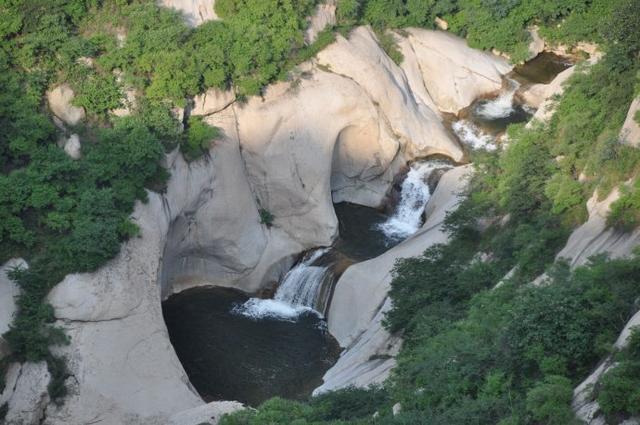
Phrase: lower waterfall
[{"left": 232, "top": 248, "right": 336, "bottom": 320}]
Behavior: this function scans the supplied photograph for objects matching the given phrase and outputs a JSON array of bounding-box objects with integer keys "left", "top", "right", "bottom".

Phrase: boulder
[
  {"left": 47, "top": 84, "right": 85, "bottom": 126},
  {"left": 158, "top": 0, "right": 217, "bottom": 27},
  {"left": 620, "top": 97, "right": 640, "bottom": 147},
  {"left": 402, "top": 29, "right": 512, "bottom": 114},
  {"left": 527, "top": 27, "right": 545, "bottom": 61},
  {"left": 434, "top": 17, "right": 448, "bottom": 30},
  {"left": 305, "top": 0, "right": 336, "bottom": 44},
  {"left": 63, "top": 134, "right": 82, "bottom": 160},
  {"left": 316, "top": 165, "right": 472, "bottom": 392}
]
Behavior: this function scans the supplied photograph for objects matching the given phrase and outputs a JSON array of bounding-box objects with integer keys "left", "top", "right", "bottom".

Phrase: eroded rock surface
[
  {"left": 556, "top": 189, "right": 640, "bottom": 268},
  {"left": 159, "top": 0, "right": 217, "bottom": 26},
  {"left": 401, "top": 29, "right": 512, "bottom": 114},
  {"left": 47, "top": 84, "right": 85, "bottom": 126},
  {"left": 620, "top": 97, "right": 640, "bottom": 147},
  {"left": 305, "top": 0, "right": 336, "bottom": 44}
]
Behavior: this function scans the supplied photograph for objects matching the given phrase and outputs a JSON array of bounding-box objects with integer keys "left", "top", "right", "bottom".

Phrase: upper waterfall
[{"left": 377, "top": 160, "right": 452, "bottom": 241}]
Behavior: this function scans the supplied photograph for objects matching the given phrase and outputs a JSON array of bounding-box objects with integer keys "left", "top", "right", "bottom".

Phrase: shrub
[
  {"left": 598, "top": 328, "right": 640, "bottom": 418},
  {"left": 336, "top": 0, "right": 362, "bottom": 26},
  {"left": 525, "top": 375, "right": 578, "bottom": 425},
  {"left": 309, "top": 386, "right": 389, "bottom": 421},
  {"left": 375, "top": 30, "right": 403, "bottom": 65},
  {"left": 182, "top": 116, "right": 219, "bottom": 161},
  {"left": 259, "top": 208, "right": 275, "bottom": 227}
]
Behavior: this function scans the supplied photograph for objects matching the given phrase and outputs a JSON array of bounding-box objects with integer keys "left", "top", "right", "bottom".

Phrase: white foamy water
[
  {"left": 377, "top": 160, "right": 451, "bottom": 240},
  {"left": 452, "top": 120, "right": 496, "bottom": 151},
  {"left": 232, "top": 248, "right": 333, "bottom": 321},
  {"left": 475, "top": 78, "right": 520, "bottom": 120}
]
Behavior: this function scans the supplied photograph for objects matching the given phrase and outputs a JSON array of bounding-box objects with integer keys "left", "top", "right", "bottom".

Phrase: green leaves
[{"left": 182, "top": 116, "right": 220, "bottom": 161}]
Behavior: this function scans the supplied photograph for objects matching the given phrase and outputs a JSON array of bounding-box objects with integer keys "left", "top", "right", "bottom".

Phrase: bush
[
  {"left": 526, "top": 375, "right": 578, "bottom": 425},
  {"left": 259, "top": 208, "right": 274, "bottom": 227},
  {"left": 309, "top": 386, "right": 389, "bottom": 421},
  {"left": 182, "top": 116, "right": 220, "bottom": 161},
  {"left": 598, "top": 328, "right": 640, "bottom": 418},
  {"left": 336, "top": 0, "right": 362, "bottom": 26},
  {"left": 375, "top": 30, "right": 403, "bottom": 65}
]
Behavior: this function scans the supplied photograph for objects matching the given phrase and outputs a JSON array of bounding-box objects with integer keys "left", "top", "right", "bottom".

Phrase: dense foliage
[{"left": 337, "top": 0, "right": 629, "bottom": 62}]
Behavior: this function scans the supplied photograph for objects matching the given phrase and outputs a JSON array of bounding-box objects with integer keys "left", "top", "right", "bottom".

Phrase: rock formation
[
  {"left": 523, "top": 50, "right": 601, "bottom": 124},
  {"left": 620, "top": 97, "right": 640, "bottom": 147},
  {"left": 46, "top": 84, "right": 85, "bottom": 126},
  {"left": 400, "top": 29, "right": 512, "bottom": 114},
  {"left": 305, "top": 0, "right": 336, "bottom": 44},
  {"left": 158, "top": 0, "right": 217, "bottom": 27},
  {"left": 0, "top": 259, "right": 25, "bottom": 360}
]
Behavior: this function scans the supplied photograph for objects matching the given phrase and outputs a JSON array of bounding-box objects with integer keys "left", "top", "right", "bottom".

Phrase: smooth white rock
[
  {"left": 305, "top": 0, "right": 336, "bottom": 44},
  {"left": 620, "top": 97, "right": 640, "bottom": 147},
  {"left": 191, "top": 88, "right": 235, "bottom": 116},
  {"left": 158, "top": 0, "right": 217, "bottom": 27},
  {"left": 403, "top": 29, "right": 512, "bottom": 114},
  {"left": 555, "top": 188, "right": 640, "bottom": 268},
  {"left": 64, "top": 134, "right": 82, "bottom": 160},
  {"left": 47, "top": 84, "right": 85, "bottom": 126},
  {"left": 169, "top": 401, "right": 244, "bottom": 425}
]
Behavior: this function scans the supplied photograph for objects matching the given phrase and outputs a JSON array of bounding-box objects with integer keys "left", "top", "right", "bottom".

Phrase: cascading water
[
  {"left": 475, "top": 78, "right": 520, "bottom": 119},
  {"left": 377, "top": 160, "right": 452, "bottom": 241},
  {"left": 452, "top": 78, "right": 532, "bottom": 151},
  {"left": 232, "top": 248, "right": 336, "bottom": 320},
  {"left": 452, "top": 120, "right": 496, "bottom": 151}
]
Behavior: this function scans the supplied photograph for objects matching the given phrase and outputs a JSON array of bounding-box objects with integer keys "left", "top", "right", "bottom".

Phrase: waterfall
[
  {"left": 232, "top": 248, "right": 335, "bottom": 321},
  {"left": 452, "top": 120, "right": 496, "bottom": 151},
  {"left": 377, "top": 160, "right": 451, "bottom": 241},
  {"left": 474, "top": 78, "right": 520, "bottom": 120}
]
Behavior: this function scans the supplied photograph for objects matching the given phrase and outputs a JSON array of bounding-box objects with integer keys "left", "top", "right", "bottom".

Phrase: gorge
[{"left": 1, "top": 1, "right": 640, "bottom": 425}]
